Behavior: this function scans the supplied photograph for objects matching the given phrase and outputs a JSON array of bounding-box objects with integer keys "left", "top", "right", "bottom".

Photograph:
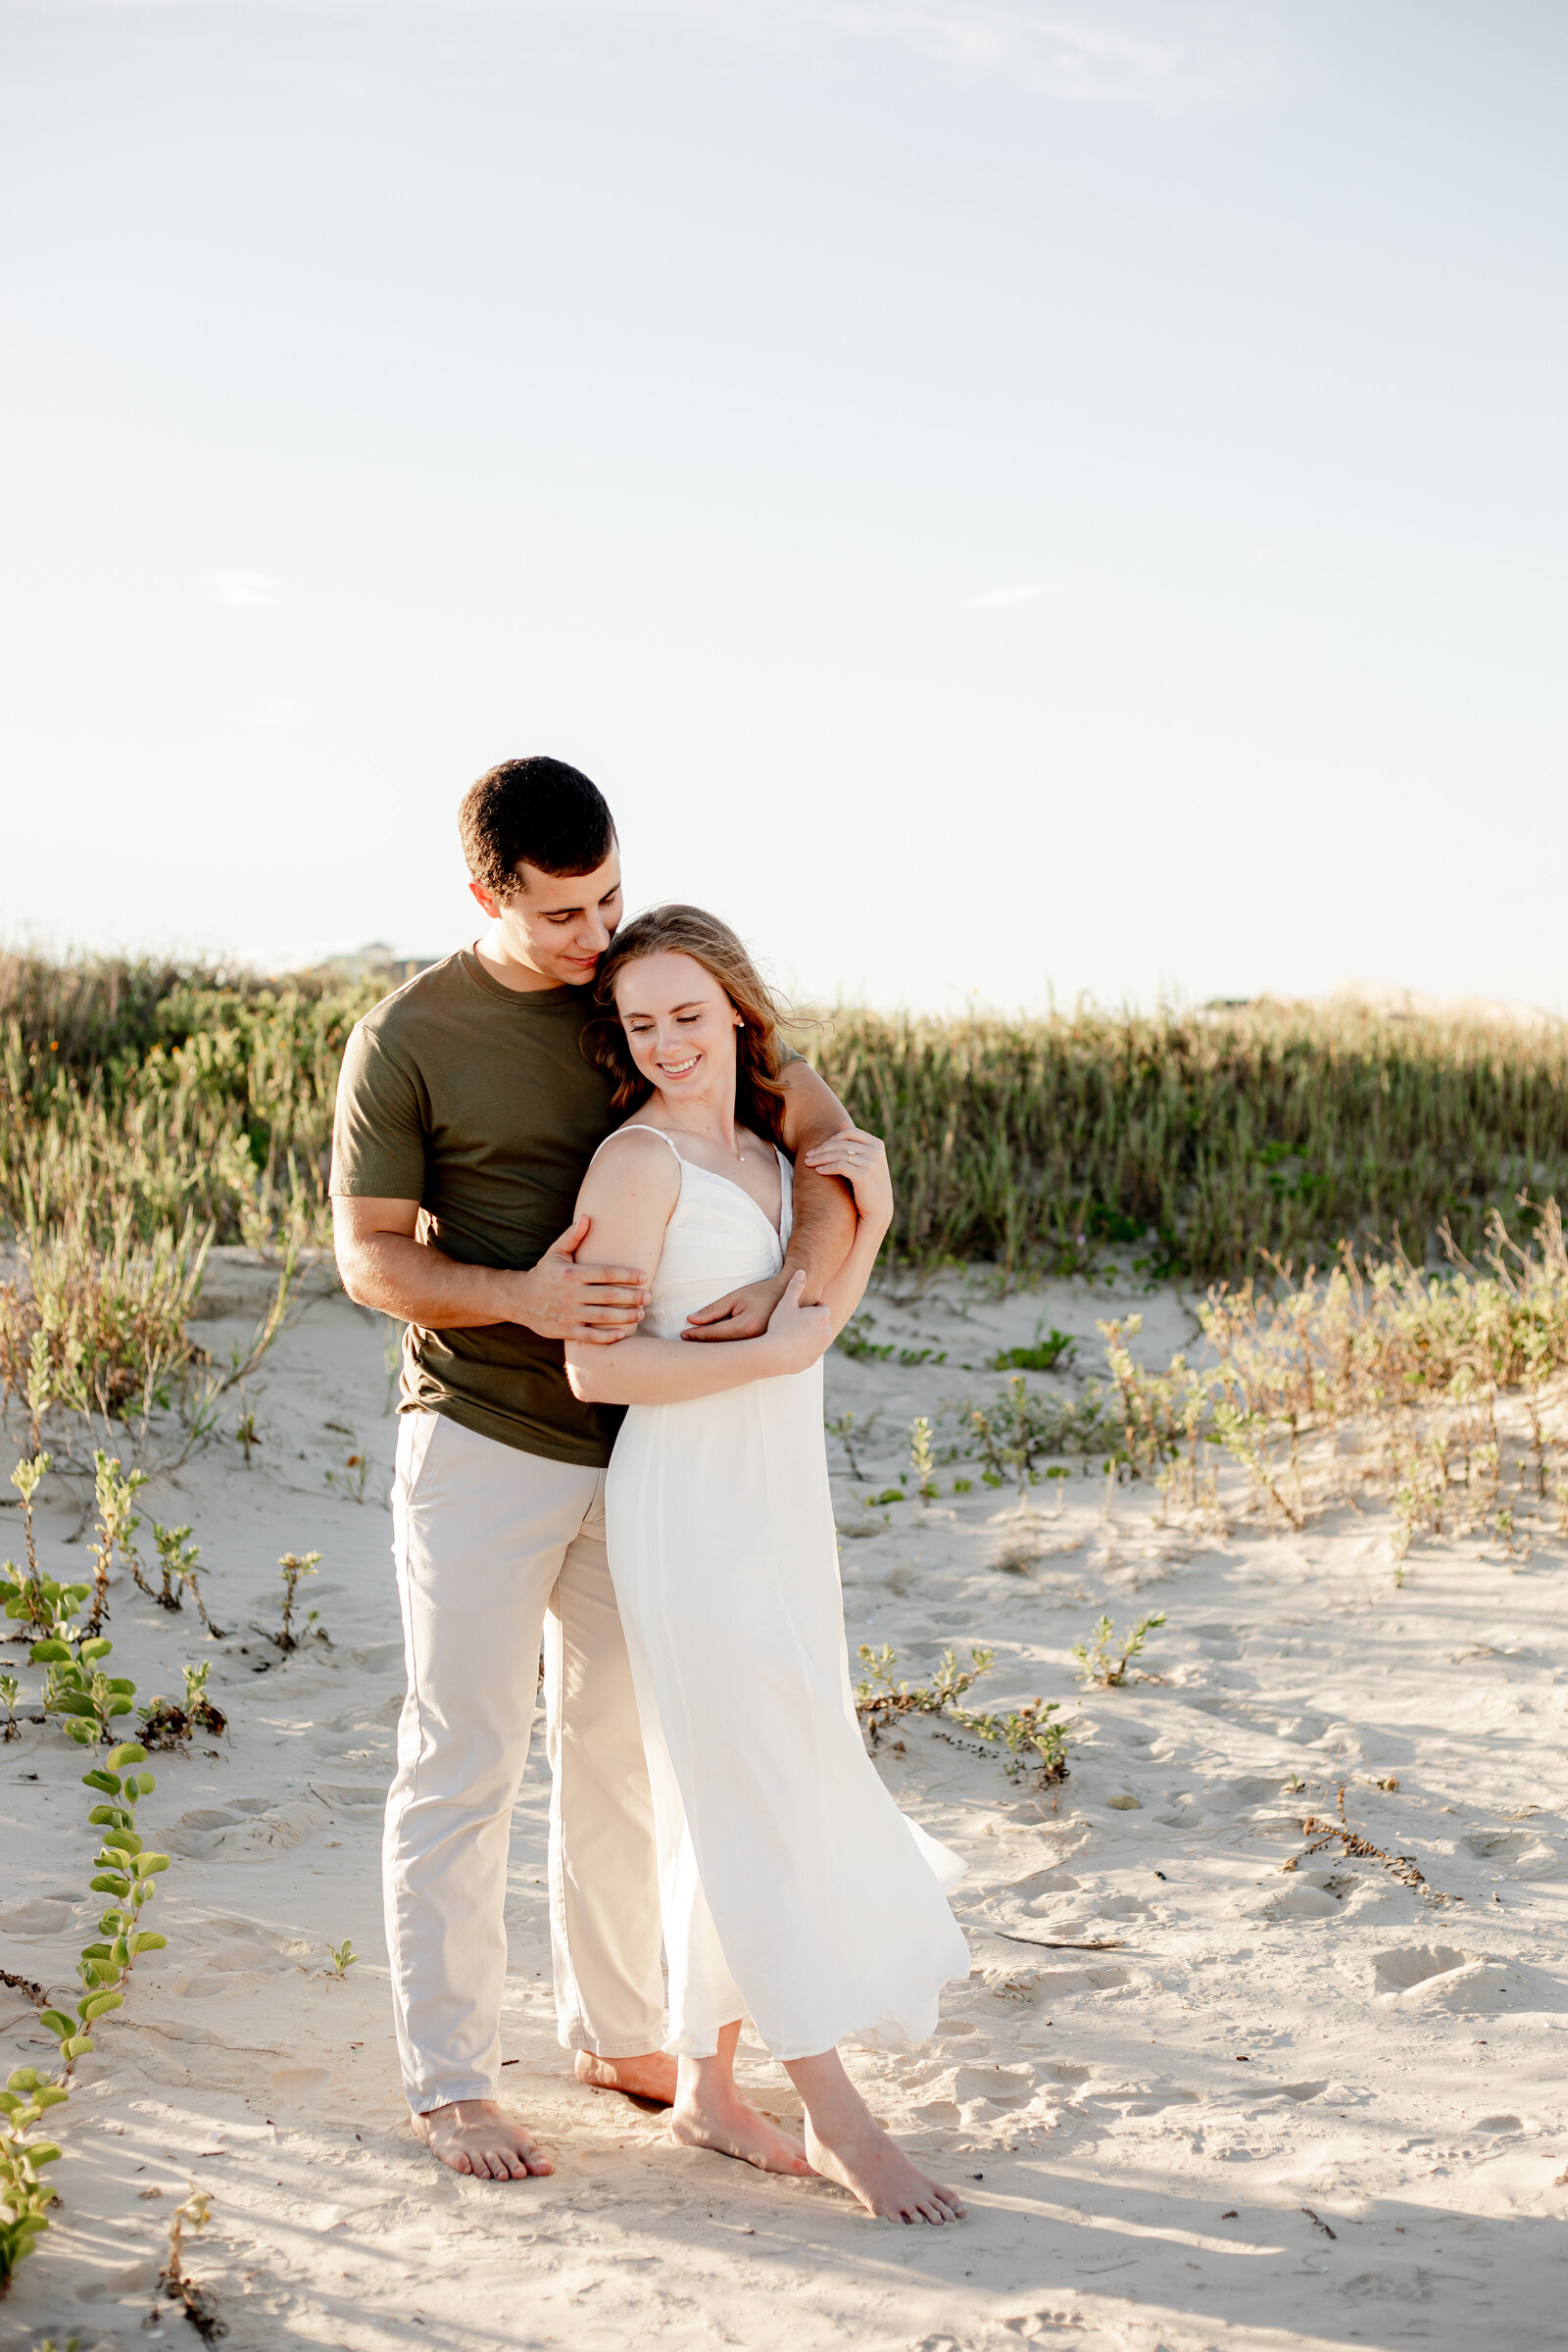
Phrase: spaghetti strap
[{"left": 589, "top": 1122, "right": 687, "bottom": 1170}]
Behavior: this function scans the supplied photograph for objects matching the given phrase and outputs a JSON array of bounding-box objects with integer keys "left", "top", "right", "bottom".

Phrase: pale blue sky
[{"left": 2, "top": 1, "right": 1563, "bottom": 1010}]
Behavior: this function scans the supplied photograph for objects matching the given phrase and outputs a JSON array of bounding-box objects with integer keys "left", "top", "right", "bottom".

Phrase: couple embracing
[{"left": 330, "top": 757, "right": 969, "bottom": 2224}]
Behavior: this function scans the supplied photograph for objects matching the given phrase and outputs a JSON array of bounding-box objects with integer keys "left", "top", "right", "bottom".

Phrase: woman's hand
[
  {"left": 800, "top": 1125, "right": 893, "bottom": 1233},
  {"left": 760, "top": 1269, "right": 834, "bottom": 1374}
]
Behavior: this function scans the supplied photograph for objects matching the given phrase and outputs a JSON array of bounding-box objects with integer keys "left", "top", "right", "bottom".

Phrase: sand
[{"left": 3, "top": 1252, "right": 1566, "bottom": 2352}]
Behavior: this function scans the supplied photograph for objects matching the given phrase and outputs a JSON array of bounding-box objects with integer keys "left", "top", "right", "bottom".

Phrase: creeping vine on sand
[
  {"left": 855, "top": 1643, "right": 1071, "bottom": 1788},
  {"left": 0, "top": 1465, "right": 179, "bottom": 2293}
]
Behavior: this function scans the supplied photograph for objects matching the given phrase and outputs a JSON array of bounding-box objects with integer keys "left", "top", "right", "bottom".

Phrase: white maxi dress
[{"left": 602, "top": 1126, "right": 969, "bottom": 2062}]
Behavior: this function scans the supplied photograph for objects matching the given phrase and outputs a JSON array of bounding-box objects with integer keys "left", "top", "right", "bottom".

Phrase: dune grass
[
  {"left": 7, "top": 948, "right": 1567, "bottom": 1276},
  {"left": 2, "top": 948, "right": 1567, "bottom": 1443},
  {"left": 795, "top": 999, "right": 1568, "bottom": 1282}
]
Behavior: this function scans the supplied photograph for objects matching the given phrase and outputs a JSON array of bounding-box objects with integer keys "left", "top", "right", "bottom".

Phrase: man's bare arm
[
  {"left": 777, "top": 1060, "right": 860, "bottom": 1294},
  {"left": 331, "top": 1196, "right": 649, "bottom": 1346},
  {"left": 682, "top": 1059, "right": 862, "bottom": 1342}
]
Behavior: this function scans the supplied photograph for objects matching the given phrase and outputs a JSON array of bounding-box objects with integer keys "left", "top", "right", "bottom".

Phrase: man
[{"left": 330, "top": 756, "right": 857, "bottom": 2180}]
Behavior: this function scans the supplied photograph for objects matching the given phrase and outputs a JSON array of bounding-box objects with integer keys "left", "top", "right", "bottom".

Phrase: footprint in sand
[
  {"left": 1265, "top": 1885, "right": 1343, "bottom": 1919},
  {"left": 977, "top": 1957, "right": 1132, "bottom": 2001},
  {"left": 1460, "top": 1827, "right": 1560, "bottom": 1877},
  {"left": 0, "top": 1896, "right": 73, "bottom": 1936},
  {"left": 1370, "top": 1944, "right": 1565, "bottom": 2013},
  {"left": 168, "top": 1785, "right": 380, "bottom": 1859}
]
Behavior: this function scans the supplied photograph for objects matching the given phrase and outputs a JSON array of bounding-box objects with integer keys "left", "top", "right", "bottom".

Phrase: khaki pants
[{"left": 385, "top": 1410, "right": 665, "bottom": 2114}]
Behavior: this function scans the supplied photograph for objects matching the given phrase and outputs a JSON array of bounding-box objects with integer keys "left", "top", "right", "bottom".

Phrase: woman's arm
[
  {"left": 563, "top": 1130, "right": 831, "bottom": 1406},
  {"left": 567, "top": 1291, "right": 821, "bottom": 1406},
  {"left": 681, "top": 1059, "right": 858, "bottom": 1340}
]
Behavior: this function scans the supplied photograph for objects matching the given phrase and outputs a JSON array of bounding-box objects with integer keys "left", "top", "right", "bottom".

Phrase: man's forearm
[
  {"left": 337, "top": 1230, "right": 515, "bottom": 1330},
  {"left": 775, "top": 1060, "right": 860, "bottom": 1302},
  {"left": 782, "top": 1161, "right": 858, "bottom": 1302}
]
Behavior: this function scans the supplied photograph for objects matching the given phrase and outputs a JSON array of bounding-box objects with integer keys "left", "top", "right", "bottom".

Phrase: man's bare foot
[
  {"left": 413, "top": 2098, "right": 553, "bottom": 2180},
  {"left": 671, "top": 2085, "right": 813, "bottom": 2177},
  {"left": 573, "top": 2049, "right": 678, "bottom": 2105},
  {"left": 802, "top": 2112, "right": 966, "bottom": 2224}
]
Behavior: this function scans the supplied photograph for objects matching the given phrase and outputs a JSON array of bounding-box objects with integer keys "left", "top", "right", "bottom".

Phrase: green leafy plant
[
  {"left": 327, "top": 1938, "right": 357, "bottom": 1978},
  {"left": 147, "top": 1522, "right": 223, "bottom": 1636},
  {"left": 825, "top": 1409, "right": 878, "bottom": 1482},
  {"left": 275, "top": 1550, "right": 325, "bottom": 1652},
  {"left": 1071, "top": 1611, "right": 1167, "bottom": 1690},
  {"left": 909, "top": 1416, "right": 937, "bottom": 1505},
  {"left": 0, "top": 2068, "right": 69, "bottom": 2285},
  {"left": 856, "top": 1643, "right": 1072, "bottom": 1789},
  {"left": 32, "top": 1627, "right": 136, "bottom": 1747},
  {"left": 85, "top": 1451, "right": 148, "bottom": 1635},
  {"left": 324, "top": 1447, "right": 369, "bottom": 1504},
  {"left": 77, "top": 1744, "right": 172, "bottom": 1994},
  {"left": 4, "top": 1557, "right": 90, "bottom": 1649},
  {"left": 9, "top": 1452, "right": 50, "bottom": 1578},
  {"left": 0, "top": 1674, "right": 19, "bottom": 1741},
  {"left": 1, "top": 1450, "right": 65, "bottom": 1644},
  {"left": 837, "top": 1314, "right": 894, "bottom": 1362},
  {"left": 950, "top": 1696, "right": 1070, "bottom": 1787},
  {"left": 956, "top": 1377, "right": 1124, "bottom": 1494},
  {"left": 139, "top": 1662, "right": 228, "bottom": 1750},
  {"left": 1, "top": 1736, "right": 173, "bottom": 2284},
  {"left": 855, "top": 1642, "right": 995, "bottom": 1742},
  {"left": 989, "top": 1328, "right": 1077, "bottom": 1374},
  {"left": 1209, "top": 1402, "right": 1304, "bottom": 1531}
]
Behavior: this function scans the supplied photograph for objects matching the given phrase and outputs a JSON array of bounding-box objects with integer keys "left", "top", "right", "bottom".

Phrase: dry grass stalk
[{"left": 1288, "top": 1782, "right": 1458, "bottom": 1905}]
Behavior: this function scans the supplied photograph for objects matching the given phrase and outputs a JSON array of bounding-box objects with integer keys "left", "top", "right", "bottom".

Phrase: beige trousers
[{"left": 385, "top": 1409, "right": 665, "bottom": 2114}]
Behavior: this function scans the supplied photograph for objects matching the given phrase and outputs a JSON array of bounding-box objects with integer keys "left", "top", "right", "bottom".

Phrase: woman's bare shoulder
[{"left": 587, "top": 1122, "right": 683, "bottom": 1187}]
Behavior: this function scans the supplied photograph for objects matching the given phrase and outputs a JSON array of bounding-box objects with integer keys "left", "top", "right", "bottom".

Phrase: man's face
[{"left": 468, "top": 850, "right": 623, "bottom": 987}]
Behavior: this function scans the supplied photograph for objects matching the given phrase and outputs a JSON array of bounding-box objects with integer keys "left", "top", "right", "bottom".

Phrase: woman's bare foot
[
  {"left": 801, "top": 2109, "right": 964, "bottom": 2223},
  {"left": 671, "top": 2084, "right": 813, "bottom": 2176},
  {"left": 785, "top": 2047, "right": 965, "bottom": 2224},
  {"left": 668, "top": 2020, "right": 812, "bottom": 2177},
  {"left": 413, "top": 2098, "right": 553, "bottom": 2180},
  {"left": 574, "top": 2048, "right": 678, "bottom": 2105}
]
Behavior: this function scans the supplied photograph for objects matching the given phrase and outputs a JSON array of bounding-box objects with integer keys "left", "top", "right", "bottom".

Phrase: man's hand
[
  {"left": 514, "top": 1214, "right": 650, "bottom": 1347},
  {"left": 333, "top": 1196, "right": 649, "bottom": 1341},
  {"left": 681, "top": 1270, "right": 790, "bottom": 1343}
]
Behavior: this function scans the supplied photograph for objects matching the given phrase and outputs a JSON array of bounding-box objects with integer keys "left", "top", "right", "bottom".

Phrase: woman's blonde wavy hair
[{"left": 587, "top": 905, "right": 791, "bottom": 1145}]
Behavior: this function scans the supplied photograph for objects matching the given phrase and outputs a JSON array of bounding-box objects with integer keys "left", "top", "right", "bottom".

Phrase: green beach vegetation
[
  {"left": 3, "top": 947, "right": 1567, "bottom": 1501},
  {"left": 5, "top": 947, "right": 1568, "bottom": 1282}
]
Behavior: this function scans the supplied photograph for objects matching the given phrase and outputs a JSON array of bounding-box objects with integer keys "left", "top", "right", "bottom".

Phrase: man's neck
[{"left": 470, "top": 932, "right": 571, "bottom": 994}]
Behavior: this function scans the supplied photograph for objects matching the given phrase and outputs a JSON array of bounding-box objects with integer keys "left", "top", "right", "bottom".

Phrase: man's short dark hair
[{"left": 459, "top": 757, "right": 617, "bottom": 897}]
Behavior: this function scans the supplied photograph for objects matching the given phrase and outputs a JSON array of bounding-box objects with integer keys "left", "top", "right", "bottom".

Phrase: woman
[{"left": 564, "top": 906, "right": 969, "bottom": 2227}]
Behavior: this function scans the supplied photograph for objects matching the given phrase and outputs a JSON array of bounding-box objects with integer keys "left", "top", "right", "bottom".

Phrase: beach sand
[{"left": 3, "top": 1255, "right": 1566, "bottom": 2351}]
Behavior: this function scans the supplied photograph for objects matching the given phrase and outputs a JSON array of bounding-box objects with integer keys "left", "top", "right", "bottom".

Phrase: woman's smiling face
[{"left": 613, "top": 950, "right": 741, "bottom": 1105}]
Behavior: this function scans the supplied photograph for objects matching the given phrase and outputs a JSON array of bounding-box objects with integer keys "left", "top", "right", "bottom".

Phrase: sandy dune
[{"left": 3, "top": 1257, "right": 1566, "bottom": 2351}]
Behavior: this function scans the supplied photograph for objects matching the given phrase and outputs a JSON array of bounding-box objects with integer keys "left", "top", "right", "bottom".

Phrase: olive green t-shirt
[{"left": 329, "top": 949, "right": 625, "bottom": 1467}]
